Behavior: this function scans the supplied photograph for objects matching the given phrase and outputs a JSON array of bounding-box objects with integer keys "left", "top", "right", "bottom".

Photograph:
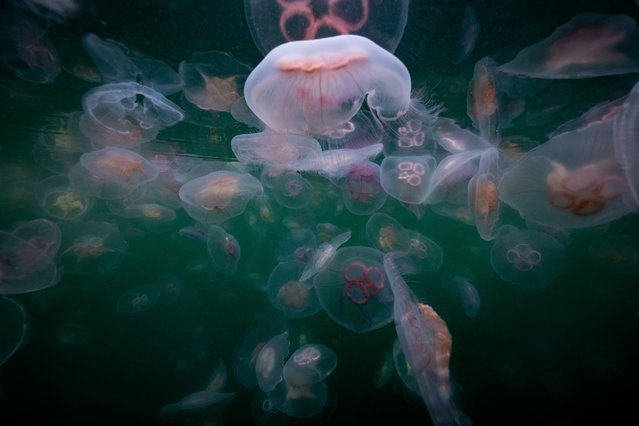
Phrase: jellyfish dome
[
  {"left": 244, "top": 0, "right": 410, "bottom": 55},
  {"left": 244, "top": 34, "right": 411, "bottom": 136},
  {"left": 282, "top": 344, "right": 337, "bottom": 387},
  {"left": 256, "top": 332, "right": 290, "bottom": 393},
  {"left": 490, "top": 226, "right": 565, "bottom": 288},
  {"left": 0, "top": 296, "right": 29, "bottom": 367}
]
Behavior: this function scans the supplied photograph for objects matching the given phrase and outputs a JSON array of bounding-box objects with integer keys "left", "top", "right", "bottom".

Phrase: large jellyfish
[{"left": 613, "top": 80, "right": 639, "bottom": 210}]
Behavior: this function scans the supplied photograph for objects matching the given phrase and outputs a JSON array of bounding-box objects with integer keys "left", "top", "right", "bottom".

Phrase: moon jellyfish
[
  {"left": 251, "top": 392, "right": 288, "bottom": 426},
  {"left": 206, "top": 225, "right": 240, "bottom": 276},
  {"left": 392, "top": 338, "right": 419, "bottom": 394},
  {"left": 256, "top": 332, "right": 290, "bottom": 393},
  {"left": 275, "top": 228, "right": 317, "bottom": 263},
  {"left": 442, "top": 266, "right": 481, "bottom": 318},
  {"left": 12, "top": 218, "right": 61, "bottom": 259},
  {"left": 159, "top": 390, "right": 235, "bottom": 424},
  {"left": 490, "top": 226, "right": 565, "bottom": 288},
  {"left": 613, "top": 80, "right": 639, "bottom": 210},
  {"left": 282, "top": 344, "right": 337, "bottom": 387},
  {"left": 267, "top": 261, "right": 321, "bottom": 318},
  {"left": 179, "top": 171, "right": 263, "bottom": 225},
  {"left": 58, "top": 220, "right": 128, "bottom": 275},
  {"left": 37, "top": 175, "right": 92, "bottom": 220},
  {"left": 467, "top": 57, "right": 500, "bottom": 143},
  {"left": 499, "top": 117, "right": 630, "bottom": 228},
  {"left": 374, "top": 349, "right": 394, "bottom": 389},
  {"left": 270, "top": 171, "right": 313, "bottom": 210},
  {"left": 334, "top": 161, "right": 387, "bottom": 215},
  {"left": 244, "top": 34, "right": 411, "bottom": 135},
  {"left": 498, "top": 13, "right": 639, "bottom": 79},
  {"left": 116, "top": 284, "right": 161, "bottom": 314},
  {"left": 157, "top": 274, "right": 182, "bottom": 305},
  {"left": 244, "top": 0, "right": 409, "bottom": 55},
  {"left": 300, "top": 231, "right": 351, "bottom": 282},
  {"left": 365, "top": 212, "right": 410, "bottom": 253},
  {"left": 453, "top": 6, "right": 480, "bottom": 64},
  {"left": 380, "top": 154, "right": 436, "bottom": 204},
  {"left": 0, "top": 296, "right": 28, "bottom": 367},
  {"left": 588, "top": 234, "right": 639, "bottom": 274},
  {"left": 231, "top": 131, "right": 322, "bottom": 167},
  {"left": 405, "top": 230, "right": 444, "bottom": 275},
  {"left": 288, "top": 143, "right": 383, "bottom": 179},
  {"left": 468, "top": 147, "right": 502, "bottom": 241},
  {"left": 432, "top": 117, "right": 493, "bottom": 154},
  {"left": 123, "top": 203, "right": 177, "bottom": 226},
  {"left": 313, "top": 246, "right": 393, "bottom": 333}
]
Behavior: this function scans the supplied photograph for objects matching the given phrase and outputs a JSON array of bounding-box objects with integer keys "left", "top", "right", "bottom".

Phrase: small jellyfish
[
  {"left": 588, "top": 234, "right": 639, "bottom": 274},
  {"left": 467, "top": 57, "right": 500, "bottom": 143},
  {"left": 300, "top": 231, "right": 351, "bottom": 282},
  {"left": 381, "top": 98, "right": 441, "bottom": 157},
  {"left": 267, "top": 261, "right": 322, "bottom": 318},
  {"left": 157, "top": 274, "right": 182, "bottom": 305},
  {"left": 270, "top": 171, "right": 313, "bottom": 210},
  {"left": 282, "top": 344, "right": 337, "bottom": 387},
  {"left": 275, "top": 228, "right": 317, "bottom": 263},
  {"left": 432, "top": 117, "right": 493, "bottom": 154},
  {"left": 116, "top": 284, "right": 161, "bottom": 314},
  {"left": 0, "top": 296, "right": 29, "bottom": 367},
  {"left": 206, "top": 225, "right": 241, "bottom": 277},
  {"left": 313, "top": 246, "right": 394, "bottom": 333},
  {"left": 442, "top": 266, "right": 481, "bottom": 318},
  {"left": 244, "top": 35, "right": 411, "bottom": 135},
  {"left": 334, "top": 161, "right": 387, "bottom": 215},
  {"left": 380, "top": 155, "right": 436, "bottom": 205},
  {"left": 453, "top": 6, "right": 480, "bottom": 64},
  {"left": 490, "top": 226, "right": 565, "bottom": 288},
  {"left": 405, "top": 230, "right": 444, "bottom": 275},
  {"left": 365, "top": 212, "right": 410, "bottom": 253},
  {"left": 179, "top": 171, "right": 263, "bottom": 225},
  {"left": 468, "top": 147, "right": 502, "bottom": 241},
  {"left": 159, "top": 390, "right": 235, "bottom": 423},
  {"left": 256, "top": 332, "right": 290, "bottom": 393},
  {"left": 244, "top": 0, "right": 409, "bottom": 54},
  {"left": 37, "top": 175, "right": 92, "bottom": 220},
  {"left": 266, "top": 379, "right": 328, "bottom": 418},
  {"left": 12, "top": 218, "right": 61, "bottom": 259},
  {"left": 251, "top": 392, "right": 288, "bottom": 426}
]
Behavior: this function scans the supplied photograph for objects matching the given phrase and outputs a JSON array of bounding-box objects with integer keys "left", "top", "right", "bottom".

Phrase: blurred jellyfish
[
  {"left": 244, "top": 0, "right": 409, "bottom": 55},
  {"left": 159, "top": 389, "right": 235, "bottom": 424},
  {"left": 282, "top": 344, "right": 337, "bottom": 387},
  {"left": 490, "top": 226, "right": 565, "bottom": 288},
  {"left": 453, "top": 6, "right": 480, "bottom": 64},
  {"left": 467, "top": 57, "right": 500, "bottom": 143},
  {"left": 270, "top": 171, "right": 313, "bottom": 210},
  {"left": 498, "top": 13, "right": 639, "bottom": 79},
  {"left": 613, "top": 80, "right": 639, "bottom": 210},
  {"left": 442, "top": 266, "right": 481, "bottom": 318},
  {"left": 365, "top": 212, "right": 410, "bottom": 253},
  {"left": 300, "top": 231, "right": 351, "bottom": 282},
  {"left": 334, "top": 161, "right": 387, "bottom": 215},
  {"left": 313, "top": 246, "right": 393, "bottom": 333},
  {"left": 157, "top": 274, "right": 183, "bottom": 305},
  {"left": 244, "top": 34, "right": 411, "bottom": 136},
  {"left": 206, "top": 225, "right": 241, "bottom": 276},
  {"left": 275, "top": 228, "right": 317, "bottom": 263},
  {"left": 374, "top": 349, "right": 394, "bottom": 390},
  {"left": 179, "top": 171, "right": 263, "bottom": 225},
  {"left": 266, "top": 379, "right": 328, "bottom": 419},
  {"left": 256, "top": 332, "right": 290, "bottom": 393},
  {"left": 58, "top": 220, "right": 128, "bottom": 275},
  {"left": 37, "top": 175, "right": 92, "bottom": 220},
  {"left": 0, "top": 296, "right": 29, "bottom": 367},
  {"left": 405, "top": 230, "right": 444, "bottom": 275},
  {"left": 588, "top": 234, "right": 639, "bottom": 274},
  {"left": 468, "top": 147, "right": 502, "bottom": 241},
  {"left": 12, "top": 218, "right": 61, "bottom": 259},
  {"left": 251, "top": 391, "right": 288, "bottom": 426},
  {"left": 116, "top": 284, "right": 161, "bottom": 314},
  {"left": 380, "top": 154, "right": 436, "bottom": 204},
  {"left": 432, "top": 117, "right": 493, "bottom": 154},
  {"left": 124, "top": 203, "right": 177, "bottom": 227},
  {"left": 267, "top": 261, "right": 321, "bottom": 318},
  {"left": 232, "top": 131, "right": 322, "bottom": 167}
]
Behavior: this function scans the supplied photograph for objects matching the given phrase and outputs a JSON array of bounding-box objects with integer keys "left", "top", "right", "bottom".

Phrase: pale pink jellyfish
[
  {"left": 613, "top": 80, "right": 639, "bottom": 210},
  {"left": 467, "top": 147, "right": 503, "bottom": 241},
  {"left": 266, "top": 261, "right": 321, "bottom": 318},
  {"left": 380, "top": 154, "right": 437, "bottom": 205}
]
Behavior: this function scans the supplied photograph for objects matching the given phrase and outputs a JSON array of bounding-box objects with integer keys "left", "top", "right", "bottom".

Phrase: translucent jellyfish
[
  {"left": 266, "top": 379, "right": 328, "bottom": 418},
  {"left": 588, "top": 234, "right": 639, "bottom": 274},
  {"left": 256, "top": 332, "right": 290, "bottom": 392},
  {"left": 392, "top": 338, "right": 419, "bottom": 394},
  {"left": 244, "top": 34, "right": 411, "bottom": 135},
  {"left": 231, "top": 131, "right": 322, "bottom": 167},
  {"left": 432, "top": 117, "right": 493, "bottom": 154},
  {"left": 334, "top": 161, "right": 387, "bottom": 215},
  {"left": 267, "top": 261, "right": 321, "bottom": 318},
  {"left": 179, "top": 171, "right": 263, "bottom": 225},
  {"left": 427, "top": 149, "right": 483, "bottom": 206},
  {"left": 37, "top": 175, "right": 92, "bottom": 220},
  {"left": 453, "top": 6, "right": 480, "bottom": 64},
  {"left": 380, "top": 154, "right": 436, "bottom": 204},
  {"left": 0, "top": 231, "right": 59, "bottom": 295},
  {"left": 206, "top": 225, "right": 241, "bottom": 276},
  {"left": 300, "top": 231, "right": 351, "bottom": 282},
  {"left": 244, "top": 0, "right": 409, "bottom": 55},
  {"left": 313, "top": 246, "right": 394, "bottom": 333},
  {"left": 157, "top": 274, "right": 182, "bottom": 305},
  {"left": 288, "top": 143, "right": 383, "bottom": 179},
  {"left": 159, "top": 390, "right": 235, "bottom": 423},
  {"left": 81, "top": 82, "right": 184, "bottom": 140},
  {"left": 374, "top": 349, "right": 394, "bottom": 389},
  {"left": 613, "top": 80, "right": 639, "bottom": 210},
  {"left": 180, "top": 50, "right": 252, "bottom": 112},
  {"left": 442, "top": 266, "right": 481, "bottom": 318},
  {"left": 0, "top": 296, "right": 28, "bottom": 367},
  {"left": 499, "top": 118, "right": 630, "bottom": 228},
  {"left": 235, "top": 317, "right": 289, "bottom": 389},
  {"left": 251, "top": 392, "right": 288, "bottom": 426},
  {"left": 365, "top": 212, "right": 410, "bottom": 253},
  {"left": 467, "top": 147, "right": 502, "bottom": 241},
  {"left": 405, "top": 230, "right": 444, "bottom": 275},
  {"left": 58, "top": 220, "right": 128, "bottom": 275},
  {"left": 498, "top": 13, "right": 639, "bottom": 79},
  {"left": 381, "top": 98, "right": 441, "bottom": 157},
  {"left": 275, "top": 228, "right": 317, "bottom": 263},
  {"left": 467, "top": 57, "right": 500, "bottom": 143},
  {"left": 282, "top": 344, "right": 337, "bottom": 387},
  {"left": 270, "top": 171, "right": 313, "bottom": 210},
  {"left": 116, "top": 284, "right": 161, "bottom": 314},
  {"left": 124, "top": 203, "right": 177, "bottom": 226},
  {"left": 206, "top": 360, "right": 228, "bottom": 393},
  {"left": 490, "top": 226, "right": 565, "bottom": 288},
  {"left": 12, "top": 218, "right": 61, "bottom": 259}
]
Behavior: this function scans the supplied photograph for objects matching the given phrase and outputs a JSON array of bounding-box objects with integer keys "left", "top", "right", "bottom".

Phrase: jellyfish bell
[
  {"left": 256, "top": 332, "right": 291, "bottom": 393},
  {"left": 12, "top": 218, "right": 61, "bottom": 259},
  {"left": 365, "top": 212, "right": 410, "bottom": 253},
  {"left": 244, "top": 34, "right": 411, "bottom": 136},
  {"left": 613, "top": 80, "right": 639, "bottom": 210},
  {"left": 334, "top": 161, "right": 387, "bottom": 215},
  {"left": 282, "top": 344, "right": 337, "bottom": 387},
  {"left": 231, "top": 131, "right": 322, "bottom": 167},
  {"left": 267, "top": 261, "right": 322, "bottom": 318},
  {"left": 441, "top": 266, "right": 481, "bottom": 318},
  {"left": 116, "top": 283, "right": 161, "bottom": 314},
  {"left": 159, "top": 390, "right": 235, "bottom": 424},
  {"left": 266, "top": 378, "right": 328, "bottom": 418},
  {"left": 0, "top": 296, "right": 28, "bottom": 367},
  {"left": 206, "top": 225, "right": 241, "bottom": 277},
  {"left": 468, "top": 147, "right": 503, "bottom": 241},
  {"left": 380, "top": 154, "right": 437, "bottom": 205}
]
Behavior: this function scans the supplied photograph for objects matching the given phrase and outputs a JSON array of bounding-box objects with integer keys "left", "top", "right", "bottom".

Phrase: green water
[{"left": 1, "top": 0, "right": 638, "bottom": 425}]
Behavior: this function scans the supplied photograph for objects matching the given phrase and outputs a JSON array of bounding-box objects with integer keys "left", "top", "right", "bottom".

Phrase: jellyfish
[
  {"left": 267, "top": 261, "right": 322, "bottom": 318},
  {"left": 37, "top": 175, "right": 92, "bottom": 220},
  {"left": 12, "top": 218, "right": 61, "bottom": 259},
  {"left": 270, "top": 171, "right": 313, "bottom": 210},
  {"left": 157, "top": 274, "right": 183, "bottom": 305},
  {"left": 244, "top": 34, "right": 412, "bottom": 136},
  {"left": 613, "top": 80, "right": 639, "bottom": 210},
  {"left": 300, "top": 231, "right": 351, "bottom": 282},
  {"left": 179, "top": 171, "right": 263, "bottom": 225},
  {"left": 499, "top": 117, "right": 631, "bottom": 228},
  {"left": 490, "top": 226, "right": 565, "bottom": 288},
  {"left": 453, "top": 6, "right": 480, "bottom": 64},
  {"left": 442, "top": 266, "right": 481, "bottom": 318},
  {"left": 365, "top": 212, "right": 410, "bottom": 253},
  {"left": 256, "top": 332, "right": 290, "bottom": 393},
  {"left": 159, "top": 390, "right": 235, "bottom": 424},
  {"left": 467, "top": 57, "right": 500, "bottom": 143},
  {"left": 467, "top": 147, "right": 502, "bottom": 241},
  {"left": 58, "top": 220, "right": 128, "bottom": 275},
  {"left": 251, "top": 392, "right": 288, "bottom": 426},
  {"left": 123, "top": 203, "right": 177, "bottom": 226},
  {"left": 266, "top": 378, "right": 328, "bottom": 419},
  {"left": 380, "top": 154, "right": 436, "bottom": 204},
  {"left": 405, "top": 230, "right": 444, "bottom": 275},
  {"left": 0, "top": 296, "right": 28, "bottom": 367},
  {"left": 116, "top": 284, "right": 161, "bottom": 314},
  {"left": 231, "top": 131, "right": 322, "bottom": 167},
  {"left": 288, "top": 143, "right": 383, "bottom": 179},
  {"left": 206, "top": 225, "right": 241, "bottom": 276},
  {"left": 282, "top": 344, "right": 337, "bottom": 387},
  {"left": 588, "top": 234, "right": 639, "bottom": 274},
  {"left": 374, "top": 349, "right": 394, "bottom": 390},
  {"left": 275, "top": 228, "right": 317, "bottom": 263},
  {"left": 313, "top": 246, "right": 394, "bottom": 333},
  {"left": 180, "top": 50, "right": 252, "bottom": 112},
  {"left": 244, "top": 0, "right": 409, "bottom": 55},
  {"left": 432, "top": 117, "right": 493, "bottom": 154},
  {"left": 334, "top": 161, "right": 387, "bottom": 215},
  {"left": 498, "top": 12, "right": 639, "bottom": 79},
  {"left": 381, "top": 97, "right": 441, "bottom": 157}
]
